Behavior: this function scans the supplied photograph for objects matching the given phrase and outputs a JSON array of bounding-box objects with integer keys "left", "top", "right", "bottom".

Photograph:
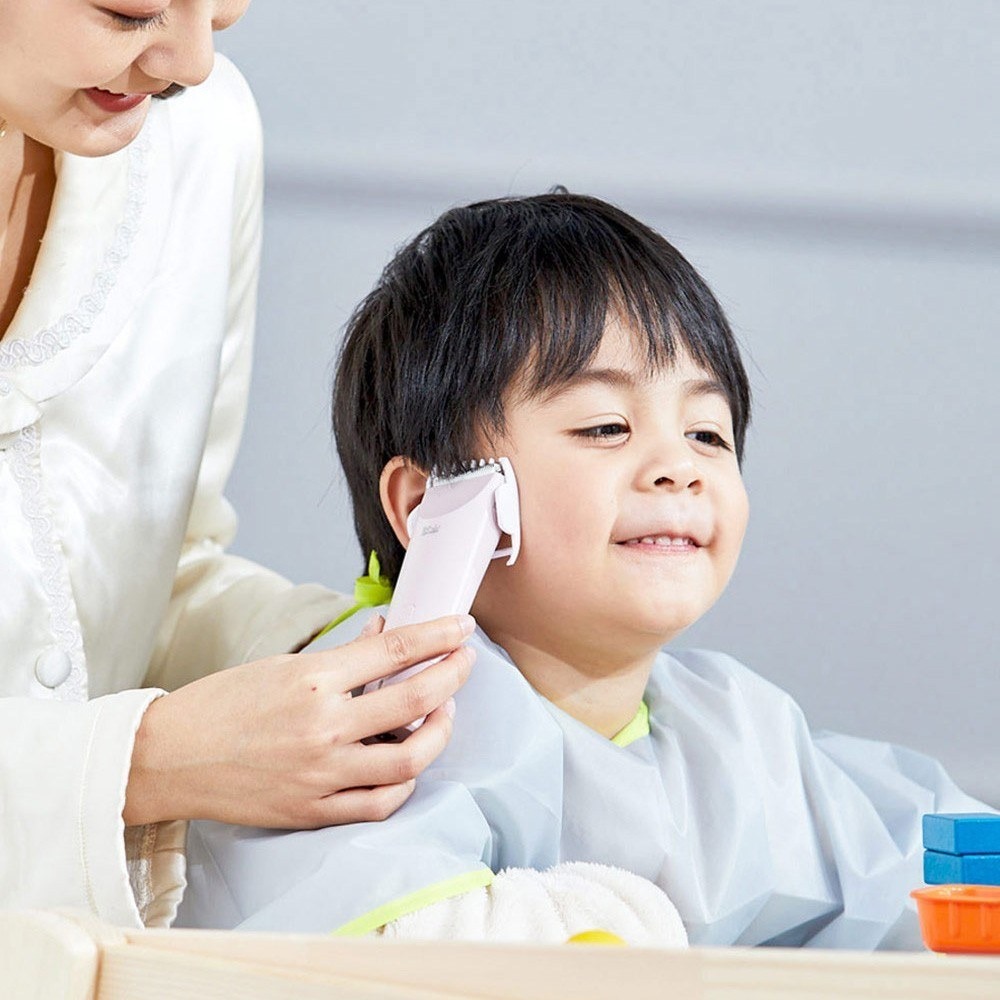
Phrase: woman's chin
[{"left": 54, "top": 103, "right": 150, "bottom": 157}]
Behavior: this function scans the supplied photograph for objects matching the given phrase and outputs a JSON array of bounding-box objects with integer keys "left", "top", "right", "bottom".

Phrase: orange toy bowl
[{"left": 911, "top": 885, "right": 1000, "bottom": 954}]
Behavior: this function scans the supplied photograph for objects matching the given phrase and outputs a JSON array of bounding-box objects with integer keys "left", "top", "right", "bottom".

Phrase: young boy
[{"left": 177, "top": 193, "right": 989, "bottom": 948}]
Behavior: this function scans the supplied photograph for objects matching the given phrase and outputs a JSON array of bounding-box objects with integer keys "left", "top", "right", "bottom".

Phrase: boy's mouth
[{"left": 616, "top": 534, "right": 701, "bottom": 548}]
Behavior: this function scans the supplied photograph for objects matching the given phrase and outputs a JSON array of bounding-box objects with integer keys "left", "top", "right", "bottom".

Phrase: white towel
[{"left": 375, "top": 862, "right": 689, "bottom": 947}]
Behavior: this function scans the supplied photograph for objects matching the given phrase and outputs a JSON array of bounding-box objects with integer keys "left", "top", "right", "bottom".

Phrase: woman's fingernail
[
  {"left": 445, "top": 698, "right": 456, "bottom": 719},
  {"left": 457, "top": 614, "right": 476, "bottom": 636},
  {"left": 360, "top": 613, "right": 385, "bottom": 638}
]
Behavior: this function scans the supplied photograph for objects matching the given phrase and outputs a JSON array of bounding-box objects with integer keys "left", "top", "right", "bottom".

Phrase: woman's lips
[{"left": 83, "top": 88, "right": 149, "bottom": 114}]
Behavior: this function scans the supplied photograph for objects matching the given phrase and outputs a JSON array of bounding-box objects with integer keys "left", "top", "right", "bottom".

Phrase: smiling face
[
  {"left": 0, "top": 0, "right": 248, "bottom": 155},
  {"left": 336, "top": 192, "right": 752, "bottom": 732},
  {"left": 471, "top": 318, "right": 749, "bottom": 683}
]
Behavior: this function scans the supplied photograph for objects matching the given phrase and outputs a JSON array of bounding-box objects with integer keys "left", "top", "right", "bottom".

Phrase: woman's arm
[
  {"left": 119, "top": 60, "right": 471, "bottom": 920},
  {"left": 142, "top": 57, "right": 332, "bottom": 692}
]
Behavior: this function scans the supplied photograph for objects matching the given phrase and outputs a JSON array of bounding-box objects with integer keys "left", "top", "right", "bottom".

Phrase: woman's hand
[{"left": 123, "top": 614, "right": 475, "bottom": 829}]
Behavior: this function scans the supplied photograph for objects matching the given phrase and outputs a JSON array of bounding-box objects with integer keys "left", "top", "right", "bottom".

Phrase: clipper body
[{"left": 363, "top": 458, "right": 520, "bottom": 741}]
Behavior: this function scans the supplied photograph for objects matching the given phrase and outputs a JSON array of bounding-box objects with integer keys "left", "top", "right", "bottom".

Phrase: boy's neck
[{"left": 484, "top": 627, "right": 658, "bottom": 739}]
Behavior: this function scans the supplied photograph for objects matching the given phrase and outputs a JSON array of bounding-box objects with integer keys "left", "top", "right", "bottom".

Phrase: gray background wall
[{"left": 216, "top": 1, "right": 999, "bottom": 804}]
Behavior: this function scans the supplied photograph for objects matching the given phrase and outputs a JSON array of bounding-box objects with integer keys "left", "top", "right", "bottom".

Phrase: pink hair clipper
[{"left": 362, "top": 457, "right": 520, "bottom": 742}]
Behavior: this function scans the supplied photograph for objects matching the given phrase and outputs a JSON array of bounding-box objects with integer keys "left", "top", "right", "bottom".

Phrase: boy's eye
[
  {"left": 687, "top": 429, "right": 732, "bottom": 451},
  {"left": 574, "top": 422, "right": 630, "bottom": 440}
]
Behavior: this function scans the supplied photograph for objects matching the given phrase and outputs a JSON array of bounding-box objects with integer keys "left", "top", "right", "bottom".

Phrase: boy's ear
[{"left": 379, "top": 457, "right": 429, "bottom": 549}]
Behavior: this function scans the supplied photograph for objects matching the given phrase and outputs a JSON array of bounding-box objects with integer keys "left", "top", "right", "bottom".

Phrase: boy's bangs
[
  {"left": 509, "top": 255, "right": 745, "bottom": 452},
  {"left": 521, "top": 278, "right": 687, "bottom": 397}
]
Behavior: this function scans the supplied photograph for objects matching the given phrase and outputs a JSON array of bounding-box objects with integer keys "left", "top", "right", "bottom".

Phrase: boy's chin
[
  {"left": 618, "top": 604, "right": 701, "bottom": 645},
  {"left": 616, "top": 625, "right": 686, "bottom": 662},
  {"left": 477, "top": 603, "right": 696, "bottom": 649}
]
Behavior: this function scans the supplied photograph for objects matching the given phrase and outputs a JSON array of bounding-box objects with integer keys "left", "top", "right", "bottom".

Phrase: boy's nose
[{"left": 642, "top": 453, "right": 702, "bottom": 493}]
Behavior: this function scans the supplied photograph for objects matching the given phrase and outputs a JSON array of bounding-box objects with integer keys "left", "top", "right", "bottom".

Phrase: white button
[{"left": 35, "top": 647, "right": 72, "bottom": 688}]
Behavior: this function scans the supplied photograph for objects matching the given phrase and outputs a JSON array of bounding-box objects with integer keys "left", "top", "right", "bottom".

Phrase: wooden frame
[{"left": 1, "top": 910, "right": 998, "bottom": 999}]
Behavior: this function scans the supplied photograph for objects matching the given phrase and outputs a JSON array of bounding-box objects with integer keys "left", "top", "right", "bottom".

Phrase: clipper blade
[{"left": 427, "top": 457, "right": 504, "bottom": 488}]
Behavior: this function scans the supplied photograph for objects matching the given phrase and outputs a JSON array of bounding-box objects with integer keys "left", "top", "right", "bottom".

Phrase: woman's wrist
[{"left": 123, "top": 694, "right": 182, "bottom": 826}]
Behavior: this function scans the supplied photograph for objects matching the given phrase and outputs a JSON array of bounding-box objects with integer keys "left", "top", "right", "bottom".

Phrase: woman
[{"left": 0, "top": 0, "right": 471, "bottom": 928}]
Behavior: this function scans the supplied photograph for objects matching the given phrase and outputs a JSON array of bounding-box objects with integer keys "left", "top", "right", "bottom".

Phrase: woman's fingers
[
  {"left": 311, "top": 780, "right": 418, "bottom": 827},
  {"left": 319, "top": 614, "right": 475, "bottom": 691},
  {"left": 336, "top": 646, "right": 474, "bottom": 745},
  {"left": 307, "top": 703, "right": 457, "bottom": 826},
  {"left": 333, "top": 703, "right": 457, "bottom": 789},
  {"left": 126, "top": 616, "right": 475, "bottom": 829}
]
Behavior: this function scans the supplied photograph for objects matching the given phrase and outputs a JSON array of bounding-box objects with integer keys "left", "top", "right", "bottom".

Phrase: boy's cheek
[
  {"left": 720, "top": 476, "right": 750, "bottom": 544},
  {"left": 471, "top": 559, "right": 538, "bottom": 637},
  {"left": 733, "top": 487, "right": 750, "bottom": 548},
  {"left": 718, "top": 492, "right": 750, "bottom": 585}
]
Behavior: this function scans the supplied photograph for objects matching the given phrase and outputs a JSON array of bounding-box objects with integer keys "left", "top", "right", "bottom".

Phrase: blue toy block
[
  {"left": 923, "top": 814, "right": 1000, "bottom": 856},
  {"left": 924, "top": 850, "right": 1000, "bottom": 886}
]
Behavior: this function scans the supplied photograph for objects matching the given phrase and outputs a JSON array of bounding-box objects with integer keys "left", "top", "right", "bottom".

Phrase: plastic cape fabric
[
  {"left": 177, "top": 612, "right": 991, "bottom": 947},
  {"left": 177, "top": 610, "right": 562, "bottom": 934}
]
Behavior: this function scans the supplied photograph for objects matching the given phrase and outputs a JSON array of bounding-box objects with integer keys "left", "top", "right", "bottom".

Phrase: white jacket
[{"left": 0, "top": 58, "right": 348, "bottom": 928}]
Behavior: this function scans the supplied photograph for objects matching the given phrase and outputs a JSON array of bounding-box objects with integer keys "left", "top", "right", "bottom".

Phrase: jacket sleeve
[
  {"left": 143, "top": 64, "right": 349, "bottom": 697},
  {"left": 0, "top": 689, "right": 180, "bottom": 928},
  {"left": 128, "top": 63, "right": 349, "bottom": 926}
]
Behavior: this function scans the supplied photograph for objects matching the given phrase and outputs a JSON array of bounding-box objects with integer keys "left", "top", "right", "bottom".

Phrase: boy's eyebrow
[
  {"left": 683, "top": 376, "right": 729, "bottom": 400},
  {"left": 540, "top": 368, "right": 729, "bottom": 401}
]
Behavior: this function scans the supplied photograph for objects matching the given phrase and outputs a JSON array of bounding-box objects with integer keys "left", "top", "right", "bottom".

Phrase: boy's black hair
[{"left": 333, "top": 192, "right": 751, "bottom": 583}]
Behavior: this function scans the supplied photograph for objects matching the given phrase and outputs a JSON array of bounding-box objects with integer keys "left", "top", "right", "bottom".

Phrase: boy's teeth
[{"left": 629, "top": 535, "right": 691, "bottom": 546}]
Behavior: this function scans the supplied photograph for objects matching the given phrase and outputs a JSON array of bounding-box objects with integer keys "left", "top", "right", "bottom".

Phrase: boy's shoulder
[
  {"left": 307, "top": 612, "right": 546, "bottom": 736},
  {"left": 309, "top": 617, "right": 810, "bottom": 753},
  {"left": 656, "top": 646, "right": 793, "bottom": 695},
  {"left": 650, "top": 648, "right": 808, "bottom": 734}
]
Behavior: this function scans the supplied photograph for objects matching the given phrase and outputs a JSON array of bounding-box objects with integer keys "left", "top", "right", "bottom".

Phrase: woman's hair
[
  {"left": 333, "top": 191, "right": 752, "bottom": 582},
  {"left": 152, "top": 83, "right": 186, "bottom": 100}
]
